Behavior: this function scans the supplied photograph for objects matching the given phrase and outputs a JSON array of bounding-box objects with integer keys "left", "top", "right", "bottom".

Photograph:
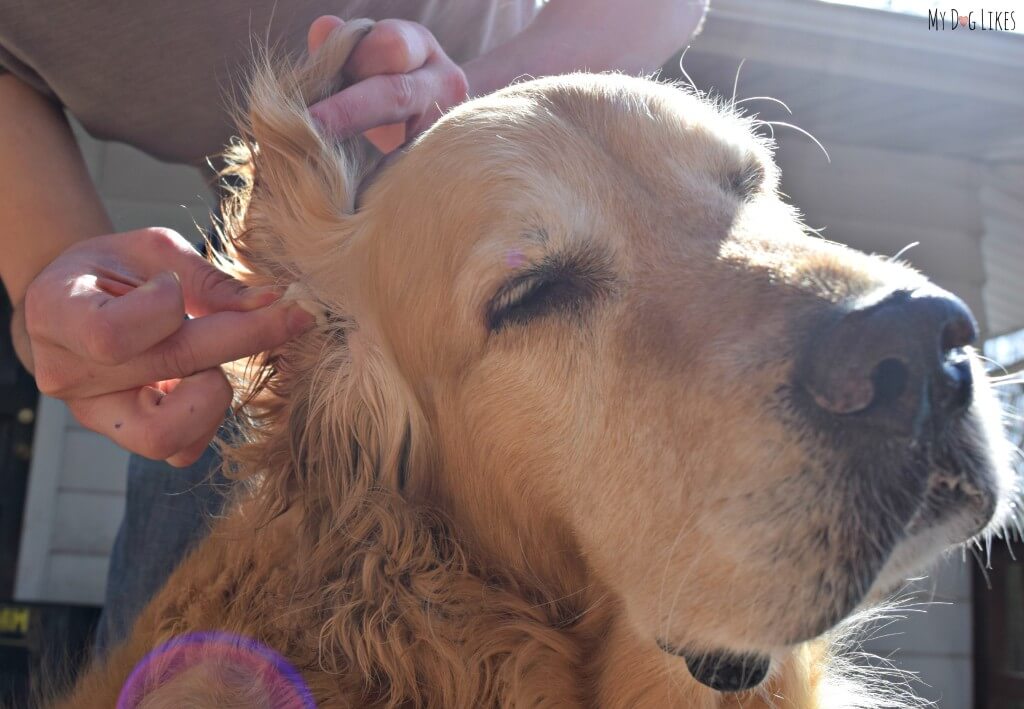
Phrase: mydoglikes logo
[{"left": 927, "top": 8, "right": 1017, "bottom": 30}]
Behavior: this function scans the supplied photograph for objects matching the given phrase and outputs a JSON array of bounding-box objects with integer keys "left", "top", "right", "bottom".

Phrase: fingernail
[
  {"left": 137, "top": 271, "right": 176, "bottom": 293},
  {"left": 286, "top": 305, "right": 317, "bottom": 334},
  {"left": 246, "top": 285, "right": 285, "bottom": 307}
]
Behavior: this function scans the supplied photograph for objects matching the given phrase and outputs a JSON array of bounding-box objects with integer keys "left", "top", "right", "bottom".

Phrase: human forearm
[
  {"left": 462, "top": 0, "right": 708, "bottom": 97},
  {"left": 0, "top": 75, "right": 113, "bottom": 306}
]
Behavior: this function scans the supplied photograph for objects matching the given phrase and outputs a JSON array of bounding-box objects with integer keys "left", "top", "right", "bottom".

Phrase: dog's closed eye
[
  {"left": 486, "top": 252, "right": 614, "bottom": 333},
  {"left": 726, "top": 160, "right": 766, "bottom": 201}
]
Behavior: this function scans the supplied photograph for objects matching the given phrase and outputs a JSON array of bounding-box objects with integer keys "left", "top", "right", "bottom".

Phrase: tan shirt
[{"left": 0, "top": 0, "right": 538, "bottom": 165}]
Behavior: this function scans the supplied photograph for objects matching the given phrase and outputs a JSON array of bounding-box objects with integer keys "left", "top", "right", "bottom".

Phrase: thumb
[
  {"left": 171, "top": 252, "right": 281, "bottom": 317},
  {"left": 308, "top": 15, "right": 345, "bottom": 55}
]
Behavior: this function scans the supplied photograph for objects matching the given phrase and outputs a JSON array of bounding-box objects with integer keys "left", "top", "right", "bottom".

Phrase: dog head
[{"left": 222, "top": 21, "right": 1017, "bottom": 695}]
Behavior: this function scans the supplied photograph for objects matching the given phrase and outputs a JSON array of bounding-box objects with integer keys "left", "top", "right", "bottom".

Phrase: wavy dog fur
[{"left": 57, "top": 19, "right": 1008, "bottom": 708}]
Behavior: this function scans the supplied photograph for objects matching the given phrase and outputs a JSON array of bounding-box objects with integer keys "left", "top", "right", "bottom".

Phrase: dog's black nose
[{"left": 801, "top": 287, "right": 977, "bottom": 435}]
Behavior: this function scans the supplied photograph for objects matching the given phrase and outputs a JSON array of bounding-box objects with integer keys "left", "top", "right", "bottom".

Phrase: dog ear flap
[
  {"left": 230, "top": 309, "right": 429, "bottom": 526},
  {"left": 218, "top": 19, "right": 431, "bottom": 519},
  {"left": 292, "top": 336, "right": 428, "bottom": 506},
  {"left": 217, "top": 18, "right": 380, "bottom": 286}
]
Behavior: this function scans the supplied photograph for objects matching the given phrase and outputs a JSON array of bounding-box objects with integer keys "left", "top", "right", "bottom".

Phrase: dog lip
[
  {"left": 903, "top": 421, "right": 1001, "bottom": 538},
  {"left": 656, "top": 641, "right": 770, "bottom": 693},
  {"left": 905, "top": 469, "right": 996, "bottom": 538}
]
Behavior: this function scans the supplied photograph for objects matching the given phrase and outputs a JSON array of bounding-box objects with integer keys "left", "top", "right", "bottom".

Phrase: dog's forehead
[
  {"left": 456, "top": 75, "right": 770, "bottom": 182},
  {"left": 363, "top": 74, "right": 780, "bottom": 295}
]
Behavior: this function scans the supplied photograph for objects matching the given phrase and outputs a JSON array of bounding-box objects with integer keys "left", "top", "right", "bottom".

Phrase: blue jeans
[{"left": 92, "top": 445, "right": 229, "bottom": 655}]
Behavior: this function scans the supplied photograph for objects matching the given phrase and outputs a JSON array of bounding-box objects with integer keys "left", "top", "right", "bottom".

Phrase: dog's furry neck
[
  {"left": 194, "top": 338, "right": 836, "bottom": 708},
  {"left": 236, "top": 471, "right": 607, "bottom": 705},
  {"left": 212, "top": 426, "right": 824, "bottom": 708}
]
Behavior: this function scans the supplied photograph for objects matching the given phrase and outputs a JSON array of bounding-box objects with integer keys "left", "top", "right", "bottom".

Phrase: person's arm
[
  {"left": 463, "top": 0, "right": 708, "bottom": 96},
  {"left": 0, "top": 75, "right": 313, "bottom": 466},
  {"left": 307, "top": 0, "right": 708, "bottom": 152},
  {"left": 0, "top": 75, "right": 113, "bottom": 308}
]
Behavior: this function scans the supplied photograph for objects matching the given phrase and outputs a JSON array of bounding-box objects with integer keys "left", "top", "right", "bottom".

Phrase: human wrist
[{"left": 1, "top": 218, "right": 112, "bottom": 307}]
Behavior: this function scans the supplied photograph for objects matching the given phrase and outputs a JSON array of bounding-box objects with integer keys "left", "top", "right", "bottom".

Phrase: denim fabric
[{"left": 92, "top": 444, "right": 229, "bottom": 656}]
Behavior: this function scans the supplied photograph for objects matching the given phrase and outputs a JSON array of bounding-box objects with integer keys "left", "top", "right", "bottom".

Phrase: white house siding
[
  {"left": 14, "top": 121, "right": 212, "bottom": 605},
  {"left": 979, "top": 141, "right": 1024, "bottom": 338},
  {"left": 861, "top": 557, "right": 975, "bottom": 708}
]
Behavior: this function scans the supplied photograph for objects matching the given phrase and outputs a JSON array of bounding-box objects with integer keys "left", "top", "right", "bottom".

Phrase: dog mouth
[
  {"left": 657, "top": 641, "right": 771, "bottom": 693},
  {"left": 904, "top": 441, "right": 1001, "bottom": 538},
  {"left": 842, "top": 424, "right": 1005, "bottom": 596},
  {"left": 905, "top": 471, "right": 995, "bottom": 538},
  {"left": 651, "top": 365, "right": 1010, "bottom": 695},
  {"left": 658, "top": 458, "right": 1000, "bottom": 695},
  {"left": 867, "top": 446, "right": 1006, "bottom": 596}
]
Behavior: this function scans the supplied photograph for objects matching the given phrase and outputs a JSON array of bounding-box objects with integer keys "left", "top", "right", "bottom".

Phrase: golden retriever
[{"left": 59, "top": 19, "right": 1016, "bottom": 708}]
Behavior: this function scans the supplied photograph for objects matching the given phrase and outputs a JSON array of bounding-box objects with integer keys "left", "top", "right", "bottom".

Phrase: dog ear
[
  {"left": 216, "top": 18, "right": 380, "bottom": 287},
  {"left": 218, "top": 20, "right": 430, "bottom": 515},
  {"left": 287, "top": 331, "right": 429, "bottom": 506}
]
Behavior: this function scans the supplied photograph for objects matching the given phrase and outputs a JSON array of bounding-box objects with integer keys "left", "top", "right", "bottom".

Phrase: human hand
[
  {"left": 20, "top": 227, "right": 314, "bottom": 466},
  {"left": 306, "top": 16, "right": 469, "bottom": 153}
]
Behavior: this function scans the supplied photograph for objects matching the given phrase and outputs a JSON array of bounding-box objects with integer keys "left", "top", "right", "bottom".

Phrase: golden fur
[{"left": 58, "top": 20, "right": 1013, "bottom": 708}]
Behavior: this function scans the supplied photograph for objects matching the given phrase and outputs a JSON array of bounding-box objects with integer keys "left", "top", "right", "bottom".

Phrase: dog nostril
[
  {"left": 940, "top": 313, "right": 978, "bottom": 353},
  {"left": 870, "top": 358, "right": 909, "bottom": 408},
  {"left": 941, "top": 357, "right": 975, "bottom": 411}
]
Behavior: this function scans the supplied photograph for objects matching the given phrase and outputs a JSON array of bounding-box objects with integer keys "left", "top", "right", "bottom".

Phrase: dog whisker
[
  {"left": 760, "top": 120, "right": 831, "bottom": 163},
  {"left": 888, "top": 241, "right": 920, "bottom": 263},
  {"left": 733, "top": 95, "right": 794, "bottom": 116},
  {"left": 675, "top": 46, "right": 701, "bottom": 96},
  {"left": 730, "top": 57, "right": 747, "bottom": 111}
]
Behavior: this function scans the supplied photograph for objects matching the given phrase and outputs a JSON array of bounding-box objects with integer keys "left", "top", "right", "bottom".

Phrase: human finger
[
  {"left": 68, "top": 367, "right": 232, "bottom": 462},
  {"left": 67, "top": 271, "right": 187, "bottom": 366},
  {"left": 309, "top": 63, "right": 466, "bottom": 139},
  {"left": 343, "top": 19, "right": 434, "bottom": 81},
  {"left": 162, "top": 371, "right": 234, "bottom": 467},
  {"left": 308, "top": 15, "right": 344, "bottom": 55},
  {"left": 121, "top": 228, "right": 282, "bottom": 316},
  {"left": 104, "top": 303, "right": 315, "bottom": 394}
]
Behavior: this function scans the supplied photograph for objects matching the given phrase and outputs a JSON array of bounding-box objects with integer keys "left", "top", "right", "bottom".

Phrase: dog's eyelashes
[
  {"left": 486, "top": 256, "right": 611, "bottom": 333},
  {"left": 725, "top": 161, "right": 765, "bottom": 201},
  {"left": 487, "top": 274, "right": 577, "bottom": 332},
  {"left": 490, "top": 277, "right": 547, "bottom": 321}
]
